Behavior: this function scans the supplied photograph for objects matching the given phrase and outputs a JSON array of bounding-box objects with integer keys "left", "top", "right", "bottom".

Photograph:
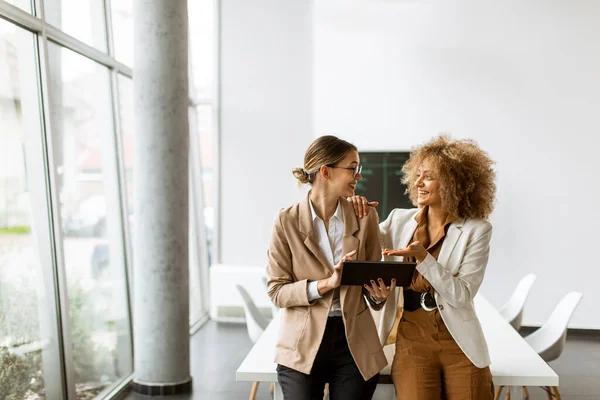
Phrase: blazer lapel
[
  {"left": 304, "top": 236, "right": 332, "bottom": 276},
  {"left": 340, "top": 199, "right": 359, "bottom": 307},
  {"left": 299, "top": 194, "right": 333, "bottom": 275},
  {"left": 437, "top": 219, "right": 464, "bottom": 269},
  {"left": 340, "top": 199, "right": 360, "bottom": 257},
  {"left": 392, "top": 211, "right": 419, "bottom": 261}
]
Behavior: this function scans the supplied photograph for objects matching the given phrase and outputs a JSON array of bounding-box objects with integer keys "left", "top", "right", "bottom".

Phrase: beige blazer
[
  {"left": 378, "top": 208, "right": 493, "bottom": 368},
  {"left": 266, "top": 194, "right": 387, "bottom": 380}
]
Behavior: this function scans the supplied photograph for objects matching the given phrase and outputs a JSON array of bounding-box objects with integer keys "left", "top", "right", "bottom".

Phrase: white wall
[
  {"left": 314, "top": 0, "right": 600, "bottom": 328},
  {"left": 220, "top": 0, "right": 314, "bottom": 265}
]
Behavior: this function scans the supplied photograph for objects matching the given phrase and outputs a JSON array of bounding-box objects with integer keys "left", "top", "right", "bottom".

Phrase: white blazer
[{"left": 378, "top": 208, "right": 492, "bottom": 368}]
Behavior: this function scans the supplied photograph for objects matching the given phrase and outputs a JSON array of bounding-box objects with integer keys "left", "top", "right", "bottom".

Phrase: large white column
[{"left": 132, "top": 0, "right": 191, "bottom": 395}]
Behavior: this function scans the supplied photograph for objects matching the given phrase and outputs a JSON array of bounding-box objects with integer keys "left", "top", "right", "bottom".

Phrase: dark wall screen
[{"left": 355, "top": 152, "right": 413, "bottom": 222}]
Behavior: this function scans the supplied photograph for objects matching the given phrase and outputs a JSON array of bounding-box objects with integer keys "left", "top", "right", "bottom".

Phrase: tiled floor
[{"left": 124, "top": 321, "right": 600, "bottom": 400}]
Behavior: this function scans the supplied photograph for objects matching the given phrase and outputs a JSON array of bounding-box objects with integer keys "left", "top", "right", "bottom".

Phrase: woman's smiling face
[{"left": 414, "top": 158, "right": 442, "bottom": 208}]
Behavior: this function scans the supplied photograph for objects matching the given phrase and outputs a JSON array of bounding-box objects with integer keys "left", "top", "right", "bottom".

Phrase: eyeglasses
[{"left": 327, "top": 164, "right": 363, "bottom": 178}]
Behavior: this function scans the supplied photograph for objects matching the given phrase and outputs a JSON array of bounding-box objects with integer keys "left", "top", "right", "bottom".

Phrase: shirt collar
[{"left": 309, "top": 198, "right": 343, "bottom": 223}]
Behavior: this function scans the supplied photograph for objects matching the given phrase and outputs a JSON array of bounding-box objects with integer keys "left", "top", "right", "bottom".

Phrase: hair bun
[{"left": 292, "top": 166, "right": 311, "bottom": 184}]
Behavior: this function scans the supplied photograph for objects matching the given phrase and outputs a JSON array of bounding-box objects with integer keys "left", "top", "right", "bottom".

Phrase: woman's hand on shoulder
[{"left": 346, "top": 195, "right": 379, "bottom": 218}]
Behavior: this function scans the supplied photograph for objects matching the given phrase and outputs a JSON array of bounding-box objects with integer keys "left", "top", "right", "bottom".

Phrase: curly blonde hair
[{"left": 402, "top": 135, "right": 496, "bottom": 220}]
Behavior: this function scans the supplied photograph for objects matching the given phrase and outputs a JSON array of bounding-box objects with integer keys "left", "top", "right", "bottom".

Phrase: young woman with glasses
[
  {"left": 349, "top": 135, "right": 497, "bottom": 400},
  {"left": 266, "top": 135, "right": 395, "bottom": 400}
]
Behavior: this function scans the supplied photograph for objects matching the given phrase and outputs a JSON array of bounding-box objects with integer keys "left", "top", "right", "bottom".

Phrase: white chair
[
  {"left": 236, "top": 284, "right": 270, "bottom": 344},
  {"left": 236, "top": 284, "right": 271, "bottom": 399},
  {"left": 261, "top": 276, "right": 280, "bottom": 318},
  {"left": 495, "top": 292, "right": 583, "bottom": 400},
  {"left": 498, "top": 273, "right": 537, "bottom": 331}
]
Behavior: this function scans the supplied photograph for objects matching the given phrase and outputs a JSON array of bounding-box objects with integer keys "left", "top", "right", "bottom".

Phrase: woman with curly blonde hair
[{"left": 349, "top": 135, "right": 497, "bottom": 400}]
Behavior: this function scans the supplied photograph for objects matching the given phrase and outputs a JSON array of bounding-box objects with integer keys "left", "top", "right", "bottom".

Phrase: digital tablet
[{"left": 340, "top": 260, "right": 417, "bottom": 287}]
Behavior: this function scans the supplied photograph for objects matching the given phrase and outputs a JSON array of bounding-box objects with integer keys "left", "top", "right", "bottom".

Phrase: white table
[{"left": 236, "top": 294, "right": 558, "bottom": 399}]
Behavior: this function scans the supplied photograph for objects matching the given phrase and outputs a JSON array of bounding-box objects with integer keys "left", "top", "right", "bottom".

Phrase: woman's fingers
[
  {"left": 350, "top": 196, "right": 361, "bottom": 217},
  {"left": 335, "top": 249, "right": 357, "bottom": 271},
  {"left": 370, "top": 279, "right": 386, "bottom": 300},
  {"left": 383, "top": 248, "right": 407, "bottom": 256},
  {"left": 376, "top": 278, "right": 390, "bottom": 297},
  {"left": 365, "top": 278, "right": 395, "bottom": 301},
  {"left": 371, "top": 279, "right": 381, "bottom": 294},
  {"left": 360, "top": 197, "right": 380, "bottom": 217},
  {"left": 347, "top": 196, "right": 379, "bottom": 218},
  {"left": 343, "top": 249, "right": 357, "bottom": 260},
  {"left": 360, "top": 197, "right": 368, "bottom": 217},
  {"left": 363, "top": 283, "right": 375, "bottom": 297}
]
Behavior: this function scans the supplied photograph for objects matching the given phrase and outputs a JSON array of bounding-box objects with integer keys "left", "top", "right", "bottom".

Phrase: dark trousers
[{"left": 277, "top": 316, "right": 379, "bottom": 400}]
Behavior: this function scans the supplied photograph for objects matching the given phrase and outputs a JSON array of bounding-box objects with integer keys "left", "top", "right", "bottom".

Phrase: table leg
[
  {"left": 509, "top": 386, "right": 524, "bottom": 400},
  {"left": 274, "top": 382, "right": 284, "bottom": 400}
]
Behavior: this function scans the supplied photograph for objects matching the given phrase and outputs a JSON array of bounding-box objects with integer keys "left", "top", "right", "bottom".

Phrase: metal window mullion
[
  {"left": 109, "top": 69, "right": 135, "bottom": 349},
  {"left": 20, "top": 20, "right": 68, "bottom": 400},
  {"left": 0, "top": 0, "right": 42, "bottom": 31},
  {"left": 34, "top": 0, "right": 77, "bottom": 396},
  {"left": 104, "top": 0, "right": 116, "bottom": 59},
  {"left": 45, "top": 24, "right": 132, "bottom": 76}
]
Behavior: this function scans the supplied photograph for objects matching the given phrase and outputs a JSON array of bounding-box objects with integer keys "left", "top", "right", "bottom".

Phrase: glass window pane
[
  {"left": 189, "top": 0, "right": 214, "bottom": 98},
  {"left": 110, "top": 0, "right": 133, "bottom": 67},
  {"left": 45, "top": 0, "right": 108, "bottom": 52},
  {"left": 4, "top": 0, "right": 32, "bottom": 13},
  {"left": 189, "top": 196, "right": 203, "bottom": 322},
  {"left": 47, "top": 42, "right": 132, "bottom": 398},
  {"left": 0, "top": 20, "right": 62, "bottom": 399},
  {"left": 195, "top": 105, "right": 213, "bottom": 266}
]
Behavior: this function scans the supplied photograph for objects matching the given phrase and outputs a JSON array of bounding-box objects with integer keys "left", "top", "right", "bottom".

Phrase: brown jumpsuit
[{"left": 390, "top": 207, "right": 494, "bottom": 400}]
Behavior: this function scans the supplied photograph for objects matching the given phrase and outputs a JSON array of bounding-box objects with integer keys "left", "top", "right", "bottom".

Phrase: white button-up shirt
[{"left": 307, "top": 199, "right": 344, "bottom": 317}]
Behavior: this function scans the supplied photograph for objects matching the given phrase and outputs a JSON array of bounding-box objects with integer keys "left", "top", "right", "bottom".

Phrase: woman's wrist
[{"left": 317, "top": 279, "right": 335, "bottom": 296}]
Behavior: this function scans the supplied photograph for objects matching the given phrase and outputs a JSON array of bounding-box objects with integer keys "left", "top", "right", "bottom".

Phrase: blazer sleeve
[
  {"left": 265, "top": 211, "right": 314, "bottom": 308},
  {"left": 417, "top": 222, "right": 492, "bottom": 308}
]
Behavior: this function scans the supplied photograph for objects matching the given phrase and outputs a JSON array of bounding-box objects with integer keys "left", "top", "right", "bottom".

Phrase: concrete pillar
[{"left": 132, "top": 0, "right": 191, "bottom": 395}]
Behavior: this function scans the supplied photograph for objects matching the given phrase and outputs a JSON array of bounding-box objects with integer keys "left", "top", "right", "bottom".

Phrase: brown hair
[
  {"left": 402, "top": 135, "right": 496, "bottom": 220},
  {"left": 292, "top": 135, "right": 357, "bottom": 185}
]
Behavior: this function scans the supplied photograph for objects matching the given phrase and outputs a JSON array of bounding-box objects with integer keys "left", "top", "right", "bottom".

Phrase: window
[
  {"left": 45, "top": 0, "right": 108, "bottom": 52},
  {"left": 47, "top": 42, "right": 133, "bottom": 399},
  {"left": 110, "top": 0, "right": 133, "bottom": 67},
  {"left": 0, "top": 0, "right": 218, "bottom": 396},
  {"left": 0, "top": 19, "right": 64, "bottom": 399}
]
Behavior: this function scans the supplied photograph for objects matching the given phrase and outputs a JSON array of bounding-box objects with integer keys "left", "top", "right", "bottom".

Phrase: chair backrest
[
  {"left": 236, "top": 284, "right": 270, "bottom": 343},
  {"left": 525, "top": 292, "right": 583, "bottom": 363},
  {"left": 261, "top": 275, "right": 279, "bottom": 318},
  {"left": 498, "top": 273, "right": 537, "bottom": 331}
]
